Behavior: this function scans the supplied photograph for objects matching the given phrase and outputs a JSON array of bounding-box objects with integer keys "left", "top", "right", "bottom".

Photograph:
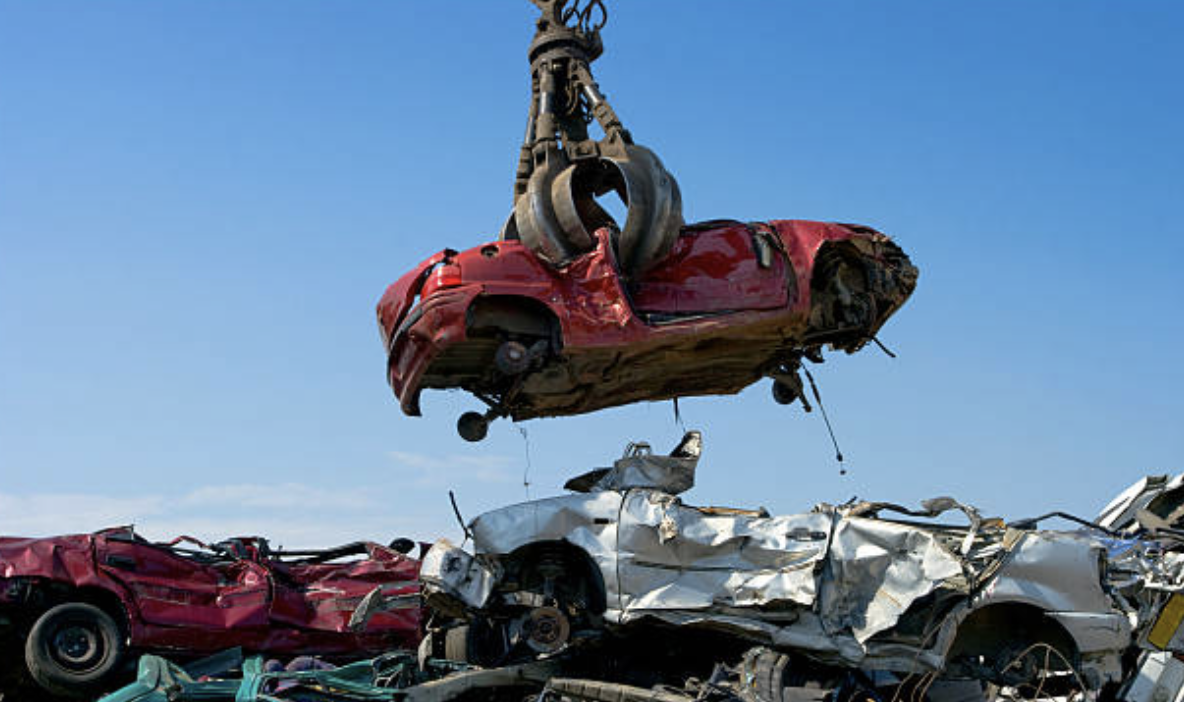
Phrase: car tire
[
  {"left": 25, "top": 602, "right": 125, "bottom": 698},
  {"left": 457, "top": 412, "right": 489, "bottom": 442},
  {"left": 443, "top": 620, "right": 507, "bottom": 667},
  {"left": 772, "top": 380, "right": 799, "bottom": 405}
]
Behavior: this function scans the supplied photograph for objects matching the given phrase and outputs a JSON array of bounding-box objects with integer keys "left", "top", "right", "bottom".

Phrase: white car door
[{"left": 613, "top": 489, "right": 833, "bottom": 619}]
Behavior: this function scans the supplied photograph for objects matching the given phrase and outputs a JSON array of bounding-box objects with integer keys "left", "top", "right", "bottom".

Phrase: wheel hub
[
  {"left": 52, "top": 624, "right": 101, "bottom": 669},
  {"left": 523, "top": 605, "right": 571, "bottom": 653}
]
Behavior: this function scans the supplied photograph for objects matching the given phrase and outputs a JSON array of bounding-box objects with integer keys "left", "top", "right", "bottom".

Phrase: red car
[
  {"left": 0, "top": 528, "right": 421, "bottom": 697},
  {"left": 378, "top": 219, "right": 917, "bottom": 440}
]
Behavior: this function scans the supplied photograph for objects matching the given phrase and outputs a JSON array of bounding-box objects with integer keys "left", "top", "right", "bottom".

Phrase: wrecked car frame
[
  {"left": 419, "top": 433, "right": 1131, "bottom": 690},
  {"left": 378, "top": 220, "right": 916, "bottom": 441},
  {"left": 97, "top": 471, "right": 1184, "bottom": 702},
  {"left": 0, "top": 527, "right": 421, "bottom": 697}
]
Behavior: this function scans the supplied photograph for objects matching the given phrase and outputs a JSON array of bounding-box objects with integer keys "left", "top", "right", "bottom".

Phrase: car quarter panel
[
  {"left": 820, "top": 516, "right": 965, "bottom": 643},
  {"left": 377, "top": 250, "right": 451, "bottom": 351},
  {"left": 471, "top": 491, "right": 624, "bottom": 615},
  {"left": 0, "top": 533, "right": 140, "bottom": 628},
  {"left": 978, "top": 531, "right": 1116, "bottom": 614},
  {"left": 0, "top": 534, "right": 98, "bottom": 582}
]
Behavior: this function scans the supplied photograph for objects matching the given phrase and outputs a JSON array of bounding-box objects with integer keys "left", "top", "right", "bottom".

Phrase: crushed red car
[
  {"left": 377, "top": 219, "right": 917, "bottom": 440},
  {"left": 0, "top": 527, "right": 421, "bottom": 697}
]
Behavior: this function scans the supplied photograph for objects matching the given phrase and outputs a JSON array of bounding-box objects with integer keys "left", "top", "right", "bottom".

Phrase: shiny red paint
[
  {"left": 630, "top": 223, "right": 791, "bottom": 314},
  {"left": 377, "top": 219, "right": 916, "bottom": 421},
  {"left": 0, "top": 528, "right": 420, "bottom": 658}
]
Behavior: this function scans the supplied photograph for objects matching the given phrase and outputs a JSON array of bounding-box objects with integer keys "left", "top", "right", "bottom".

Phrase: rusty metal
[{"left": 503, "top": 0, "right": 684, "bottom": 276}]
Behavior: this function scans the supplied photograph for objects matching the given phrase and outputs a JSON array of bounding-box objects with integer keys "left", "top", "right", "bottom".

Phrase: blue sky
[{"left": 1, "top": 1, "right": 1181, "bottom": 547}]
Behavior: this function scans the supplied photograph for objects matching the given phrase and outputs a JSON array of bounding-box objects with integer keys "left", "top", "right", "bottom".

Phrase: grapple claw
[
  {"left": 514, "top": 147, "right": 589, "bottom": 266},
  {"left": 508, "top": 0, "right": 684, "bottom": 276},
  {"left": 608, "top": 144, "right": 683, "bottom": 276}
]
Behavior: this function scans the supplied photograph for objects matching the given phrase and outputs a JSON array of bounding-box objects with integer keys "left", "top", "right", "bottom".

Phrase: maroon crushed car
[
  {"left": 377, "top": 219, "right": 917, "bottom": 440},
  {"left": 0, "top": 527, "right": 421, "bottom": 697}
]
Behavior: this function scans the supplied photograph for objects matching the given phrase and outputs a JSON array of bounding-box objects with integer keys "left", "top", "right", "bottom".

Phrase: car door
[
  {"left": 96, "top": 533, "right": 270, "bottom": 630},
  {"left": 630, "top": 223, "right": 792, "bottom": 316},
  {"left": 614, "top": 489, "right": 832, "bottom": 617}
]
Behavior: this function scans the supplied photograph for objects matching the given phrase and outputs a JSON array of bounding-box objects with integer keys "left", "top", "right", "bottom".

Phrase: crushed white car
[{"left": 421, "top": 432, "right": 1133, "bottom": 690}]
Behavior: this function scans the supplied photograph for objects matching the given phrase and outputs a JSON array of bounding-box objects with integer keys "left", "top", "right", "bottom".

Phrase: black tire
[
  {"left": 457, "top": 412, "right": 489, "bottom": 442},
  {"left": 25, "top": 602, "right": 125, "bottom": 698},
  {"left": 388, "top": 537, "right": 416, "bottom": 554},
  {"left": 772, "top": 380, "right": 798, "bottom": 405}
]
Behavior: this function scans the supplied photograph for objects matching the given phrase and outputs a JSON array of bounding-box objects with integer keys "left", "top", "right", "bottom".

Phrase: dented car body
[
  {"left": 420, "top": 434, "right": 1132, "bottom": 689},
  {"left": 377, "top": 220, "right": 916, "bottom": 439},
  {"left": 0, "top": 528, "right": 420, "bottom": 696},
  {"left": 1093, "top": 473, "right": 1184, "bottom": 657}
]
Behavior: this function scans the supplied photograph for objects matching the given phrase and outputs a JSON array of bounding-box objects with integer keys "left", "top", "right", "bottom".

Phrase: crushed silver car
[{"left": 419, "top": 432, "right": 1132, "bottom": 690}]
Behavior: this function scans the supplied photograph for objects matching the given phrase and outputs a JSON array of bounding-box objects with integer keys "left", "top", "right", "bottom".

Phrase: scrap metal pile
[
  {"left": 35, "top": 452, "right": 1184, "bottom": 702},
  {"left": 2, "top": 2, "right": 1179, "bottom": 702}
]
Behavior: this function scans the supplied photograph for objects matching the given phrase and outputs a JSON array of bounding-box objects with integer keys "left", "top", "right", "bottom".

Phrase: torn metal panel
[
  {"left": 583, "top": 437, "right": 699, "bottom": 495},
  {"left": 820, "top": 514, "right": 964, "bottom": 642},
  {"left": 419, "top": 539, "right": 496, "bottom": 613},
  {"left": 614, "top": 489, "right": 831, "bottom": 614},
  {"left": 1098, "top": 474, "right": 1184, "bottom": 534},
  {"left": 1084, "top": 474, "right": 1184, "bottom": 659}
]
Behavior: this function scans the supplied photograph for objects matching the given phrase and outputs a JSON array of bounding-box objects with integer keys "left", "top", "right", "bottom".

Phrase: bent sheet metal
[{"left": 421, "top": 433, "right": 1132, "bottom": 686}]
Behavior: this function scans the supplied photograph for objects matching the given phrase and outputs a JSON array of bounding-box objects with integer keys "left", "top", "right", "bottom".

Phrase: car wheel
[
  {"left": 494, "top": 340, "right": 531, "bottom": 375},
  {"left": 457, "top": 412, "right": 490, "bottom": 442},
  {"left": 25, "top": 602, "right": 125, "bottom": 698},
  {"left": 772, "top": 380, "right": 799, "bottom": 405}
]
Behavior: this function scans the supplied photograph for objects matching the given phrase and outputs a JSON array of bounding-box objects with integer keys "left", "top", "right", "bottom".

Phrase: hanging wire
[
  {"left": 448, "top": 490, "right": 472, "bottom": 544},
  {"left": 871, "top": 335, "right": 897, "bottom": 358},
  {"left": 803, "top": 368, "right": 846, "bottom": 475},
  {"left": 517, "top": 425, "right": 533, "bottom": 500}
]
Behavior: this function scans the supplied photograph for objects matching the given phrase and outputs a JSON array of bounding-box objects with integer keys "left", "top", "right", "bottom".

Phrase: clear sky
[{"left": 1, "top": 1, "right": 1181, "bottom": 548}]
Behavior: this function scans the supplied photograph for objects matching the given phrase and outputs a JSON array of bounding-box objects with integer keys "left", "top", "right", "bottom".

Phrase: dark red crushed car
[
  {"left": 377, "top": 219, "right": 917, "bottom": 440},
  {"left": 0, "top": 527, "right": 421, "bottom": 697}
]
